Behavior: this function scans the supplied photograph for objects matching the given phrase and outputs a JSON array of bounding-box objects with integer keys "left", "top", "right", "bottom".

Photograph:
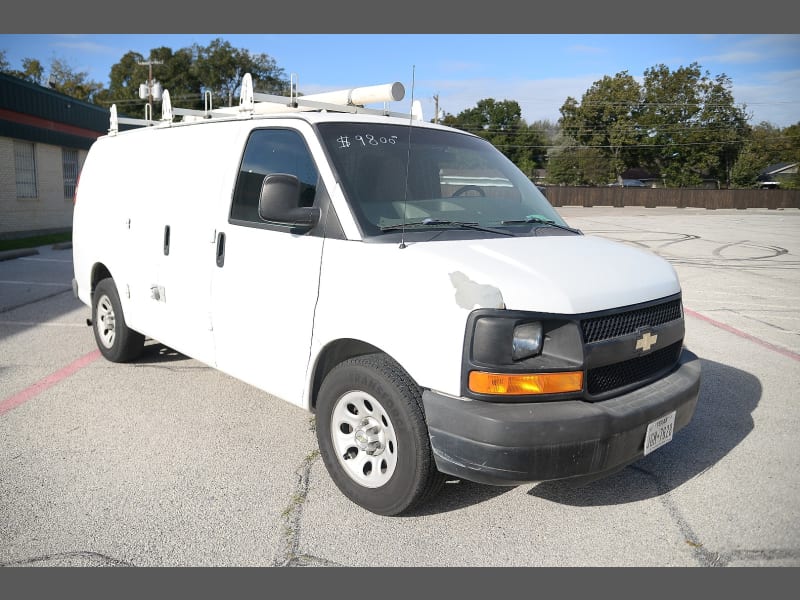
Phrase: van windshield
[{"left": 316, "top": 122, "right": 568, "bottom": 238}]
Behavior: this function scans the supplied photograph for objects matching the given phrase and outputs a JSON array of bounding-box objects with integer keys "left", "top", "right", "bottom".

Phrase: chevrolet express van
[{"left": 72, "top": 76, "right": 701, "bottom": 516}]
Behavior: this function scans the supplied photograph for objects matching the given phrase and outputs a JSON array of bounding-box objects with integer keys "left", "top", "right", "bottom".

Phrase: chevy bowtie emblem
[{"left": 635, "top": 331, "right": 658, "bottom": 352}]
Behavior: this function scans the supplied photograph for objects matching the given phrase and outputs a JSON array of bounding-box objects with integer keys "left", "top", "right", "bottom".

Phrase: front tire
[
  {"left": 92, "top": 277, "right": 144, "bottom": 363},
  {"left": 316, "top": 353, "right": 445, "bottom": 516}
]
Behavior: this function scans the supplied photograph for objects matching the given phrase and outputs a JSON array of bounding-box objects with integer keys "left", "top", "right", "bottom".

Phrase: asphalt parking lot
[{"left": 1, "top": 207, "right": 798, "bottom": 567}]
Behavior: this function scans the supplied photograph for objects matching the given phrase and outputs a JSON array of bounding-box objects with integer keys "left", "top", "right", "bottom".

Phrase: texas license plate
[{"left": 644, "top": 411, "right": 676, "bottom": 456}]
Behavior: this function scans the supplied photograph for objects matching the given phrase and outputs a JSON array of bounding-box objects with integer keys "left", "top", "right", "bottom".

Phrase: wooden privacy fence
[{"left": 541, "top": 187, "right": 800, "bottom": 210}]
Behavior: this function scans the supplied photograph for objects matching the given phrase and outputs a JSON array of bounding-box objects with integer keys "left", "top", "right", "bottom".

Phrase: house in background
[
  {"left": 757, "top": 162, "right": 798, "bottom": 189},
  {"left": 0, "top": 72, "right": 112, "bottom": 239}
]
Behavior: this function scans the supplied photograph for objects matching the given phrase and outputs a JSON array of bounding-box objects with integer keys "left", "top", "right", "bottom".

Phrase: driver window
[{"left": 230, "top": 129, "right": 319, "bottom": 223}]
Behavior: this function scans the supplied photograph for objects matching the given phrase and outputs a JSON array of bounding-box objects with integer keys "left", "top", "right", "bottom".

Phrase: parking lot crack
[
  {"left": 0, "top": 550, "right": 135, "bottom": 567},
  {"left": 630, "top": 465, "right": 724, "bottom": 567},
  {"left": 272, "top": 447, "right": 343, "bottom": 567},
  {"left": 723, "top": 548, "right": 800, "bottom": 565}
]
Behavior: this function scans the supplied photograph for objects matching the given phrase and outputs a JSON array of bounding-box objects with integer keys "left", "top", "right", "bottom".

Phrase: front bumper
[{"left": 422, "top": 349, "right": 701, "bottom": 486}]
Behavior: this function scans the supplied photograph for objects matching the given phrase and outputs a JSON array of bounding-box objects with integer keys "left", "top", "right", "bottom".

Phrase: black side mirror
[{"left": 258, "top": 173, "right": 320, "bottom": 231}]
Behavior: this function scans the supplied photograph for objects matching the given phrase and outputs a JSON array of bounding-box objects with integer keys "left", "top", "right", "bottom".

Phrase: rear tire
[
  {"left": 316, "top": 353, "right": 445, "bottom": 516},
  {"left": 92, "top": 277, "right": 144, "bottom": 363}
]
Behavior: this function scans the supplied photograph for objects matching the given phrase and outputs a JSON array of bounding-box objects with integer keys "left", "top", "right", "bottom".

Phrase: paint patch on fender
[{"left": 449, "top": 271, "right": 504, "bottom": 310}]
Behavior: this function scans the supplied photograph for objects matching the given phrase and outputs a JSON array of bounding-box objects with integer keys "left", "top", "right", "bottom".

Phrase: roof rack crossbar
[{"left": 107, "top": 72, "right": 422, "bottom": 133}]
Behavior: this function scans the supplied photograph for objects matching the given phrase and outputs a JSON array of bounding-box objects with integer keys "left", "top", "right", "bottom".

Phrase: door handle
[
  {"left": 215, "top": 231, "right": 226, "bottom": 267},
  {"left": 163, "top": 225, "right": 171, "bottom": 256}
]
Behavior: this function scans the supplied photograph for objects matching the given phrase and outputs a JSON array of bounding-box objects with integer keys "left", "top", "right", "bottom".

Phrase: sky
[{"left": 2, "top": 33, "right": 799, "bottom": 128}]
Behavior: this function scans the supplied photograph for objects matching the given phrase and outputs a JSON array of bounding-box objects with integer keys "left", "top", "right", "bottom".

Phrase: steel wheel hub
[
  {"left": 96, "top": 294, "right": 116, "bottom": 348},
  {"left": 330, "top": 391, "right": 398, "bottom": 488}
]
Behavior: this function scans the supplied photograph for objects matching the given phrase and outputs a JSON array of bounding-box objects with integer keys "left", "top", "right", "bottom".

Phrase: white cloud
[
  {"left": 699, "top": 51, "right": 762, "bottom": 65},
  {"left": 51, "top": 41, "right": 119, "bottom": 55}
]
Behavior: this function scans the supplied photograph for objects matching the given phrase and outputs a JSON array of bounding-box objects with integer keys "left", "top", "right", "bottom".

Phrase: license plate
[{"left": 644, "top": 411, "right": 676, "bottom": 456}]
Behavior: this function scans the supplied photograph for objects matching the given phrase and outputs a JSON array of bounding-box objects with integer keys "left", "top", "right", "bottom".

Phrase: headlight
[
  {"left": 463, "top": 309, "right": 585, "bottom": 401},
  {"left": 512, "top": 322, "right": 543, "bottom": 361}
]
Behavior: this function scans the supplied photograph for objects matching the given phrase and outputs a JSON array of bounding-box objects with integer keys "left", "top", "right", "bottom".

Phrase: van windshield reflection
[{"left": 316, "top": 122, "right": 569, "bottom": 238}]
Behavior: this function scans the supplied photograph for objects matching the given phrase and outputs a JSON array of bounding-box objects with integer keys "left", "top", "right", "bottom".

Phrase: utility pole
[
  {"left": 433, "top": 93, "right": 439, "bottom": 124},
  {"left": 138, "top": 57, "right": 163, "bottom": 119}
]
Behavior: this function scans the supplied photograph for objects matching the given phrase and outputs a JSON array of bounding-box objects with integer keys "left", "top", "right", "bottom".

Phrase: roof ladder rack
[{"left": 108, "top": 71, "right": 424, "bottom": 134}]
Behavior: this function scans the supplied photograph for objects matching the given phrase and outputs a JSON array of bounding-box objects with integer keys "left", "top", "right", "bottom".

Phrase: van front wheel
[
  {"left": 92, "top": 277, "right": 144, "bottom": 363},
  {"left": 316, "top": 353, "right": 445, "bottom": 516}
]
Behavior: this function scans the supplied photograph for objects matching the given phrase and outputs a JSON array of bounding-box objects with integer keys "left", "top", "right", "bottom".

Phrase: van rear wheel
[
  {"left": 315, "top": 353, "right": 445, "bottom": 516},
  {"left": 92, "top": 277, "right": 144, "bottom": 363}
]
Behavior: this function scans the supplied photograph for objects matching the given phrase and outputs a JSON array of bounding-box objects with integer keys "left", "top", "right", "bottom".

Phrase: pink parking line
[
  {"left": 1, "top": 308, "right": 796, "bottom": 416},
  {"left": 0, "top": 350, "right": 101, "bottom": 416},
  {"left": 685, "top": 308, "right": 800, "bottom": 362}
]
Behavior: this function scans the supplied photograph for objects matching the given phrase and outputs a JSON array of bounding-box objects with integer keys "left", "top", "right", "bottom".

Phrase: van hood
[{"left": 407, "top": 234, "right": 680, "bottom": 315}]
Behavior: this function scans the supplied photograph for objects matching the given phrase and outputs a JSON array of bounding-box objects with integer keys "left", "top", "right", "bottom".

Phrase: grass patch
[{"left": 0, "top": 232, "right": 72, "bottom": 252}]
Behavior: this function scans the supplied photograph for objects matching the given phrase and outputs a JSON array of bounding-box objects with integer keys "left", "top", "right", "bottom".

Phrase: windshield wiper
[
  {"left": 500, "top": 216, "right": 582, "bottom": 234},
  {"left": 380, "top": 218, "right": 515, "bottom": 237}
]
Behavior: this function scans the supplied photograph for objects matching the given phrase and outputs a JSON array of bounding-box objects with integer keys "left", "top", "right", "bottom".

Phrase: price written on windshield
[{"left": 336, "top": 135, "right": 399, "bottom": 149}]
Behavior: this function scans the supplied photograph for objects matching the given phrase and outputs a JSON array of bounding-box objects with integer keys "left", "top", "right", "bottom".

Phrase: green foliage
[
  {"left": 730, "top": 143, "right": 766, "bottom": 188},
  {"left": 730, "top": 121, "right": 800, "bottom": 188},
  {"left": 440, "top": 98, "right": 547, "bottom": 175},
  {"left": 91, "top": 38, "right": 289, "bottom": 117},
  {"left": 556, "top": 63, "right": 752, "bottom": 187},
  {"left": 637, "top": 64, "right": 749, "bottom": 187},
  {"left": 547, "top": 143, "right": 611, "bottom": 186},
  {"left": 560, "top": 71, "right": 643, "bottom": 180},
  {"left": 19, "top": 58, "right": 45, "bottom": 84},
  {"left": 2, "top": 56, "right": 103, "bottom": 102},
  {"left": 193, "top": 38, "right": 288, "bottom": 106},
  {"left": 48, "top": 58, "right": 104, "bottom": 102},
  {"left": 93, "top": 48, "right": 201, "bottom": 117}
]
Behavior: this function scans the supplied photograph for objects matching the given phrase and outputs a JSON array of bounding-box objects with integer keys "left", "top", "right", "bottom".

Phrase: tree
[
  {"left": 731, "top": 121, "right": 800, "bottom": 188},
  {"left": 5, "top": 57, "right": 45, "bottom": 84},
  {"left": 559, "top": 71, "right": 644, "bottom": 182},
  {"left": 557, "top": 63, "right": 752, "bottom": 187},
  {"left": 94, "top": 39, "right": 289, "bottom": 118},
  {"left": 94, "top": 47, "right": 204, "bottom": 117},
  {"left": 47, "top": 58, "right": 103, "bottom": 102},
  {"left": 547, "top": 141, "right": 611, "bottom": 186},
  {"left": 93, "top": 51, "right": 151, "bottom": 116},
  {"left": 637, "top": 63, "right": 749, "bottom": 187},
  {"left": 730, "top": 143, "right": 767, "bottom": 188},
  {"left": 441, "top": 98, "right": 547, "bottom": 174},
  {"left": 784, "top": 122, "right": 800, "bottom": 189},
  {"left": 2, "top": 55, "right": 102, "bottom": 102},
  {"left": 192, "top": 38, "right": 288, "bottom": 107},
  {"left": 0, "top": 49, "right": 9, "bottom": 72}
]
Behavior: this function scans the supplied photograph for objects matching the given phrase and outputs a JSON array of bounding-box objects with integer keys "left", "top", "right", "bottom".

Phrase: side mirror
[{"left": 258, "top": 173, "right": 320, "bottom": 231}]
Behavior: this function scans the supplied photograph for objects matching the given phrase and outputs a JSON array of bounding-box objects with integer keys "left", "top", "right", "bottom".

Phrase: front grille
[
  {"left": 581, "top": 299, "right": 682, "bottom": 344},
  {"left": 587, "top": 341, "right": 683, "bottom": 396}
]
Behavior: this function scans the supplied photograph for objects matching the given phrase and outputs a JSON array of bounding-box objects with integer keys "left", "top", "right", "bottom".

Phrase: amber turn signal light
[{"left": 469, "top": 370, "right": 583, "bottom": 395}]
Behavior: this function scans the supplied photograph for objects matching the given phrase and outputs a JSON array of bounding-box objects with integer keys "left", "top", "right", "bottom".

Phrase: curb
[{"left": 0, "top": 248, "right": 39, "bottom": 262}]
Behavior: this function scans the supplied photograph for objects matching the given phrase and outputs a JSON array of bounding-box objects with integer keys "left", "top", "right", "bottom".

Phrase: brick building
[{"left": 0, "top": 72, "right": 111, "bottom": 238}]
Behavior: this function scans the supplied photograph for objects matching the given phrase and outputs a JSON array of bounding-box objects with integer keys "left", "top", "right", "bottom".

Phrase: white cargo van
[{"left": 72, "top": 75, "right": 701, "bottom": 516}]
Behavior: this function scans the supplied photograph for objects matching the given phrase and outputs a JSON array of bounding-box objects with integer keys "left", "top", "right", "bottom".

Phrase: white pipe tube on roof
[{"left": 301, "top": 82, "right": 405, "bottom": 106}]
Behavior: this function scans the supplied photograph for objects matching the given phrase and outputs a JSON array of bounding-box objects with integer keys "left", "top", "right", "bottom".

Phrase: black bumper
[{"left": 422, "top": 349, "right": 701, "bottom": 486}]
